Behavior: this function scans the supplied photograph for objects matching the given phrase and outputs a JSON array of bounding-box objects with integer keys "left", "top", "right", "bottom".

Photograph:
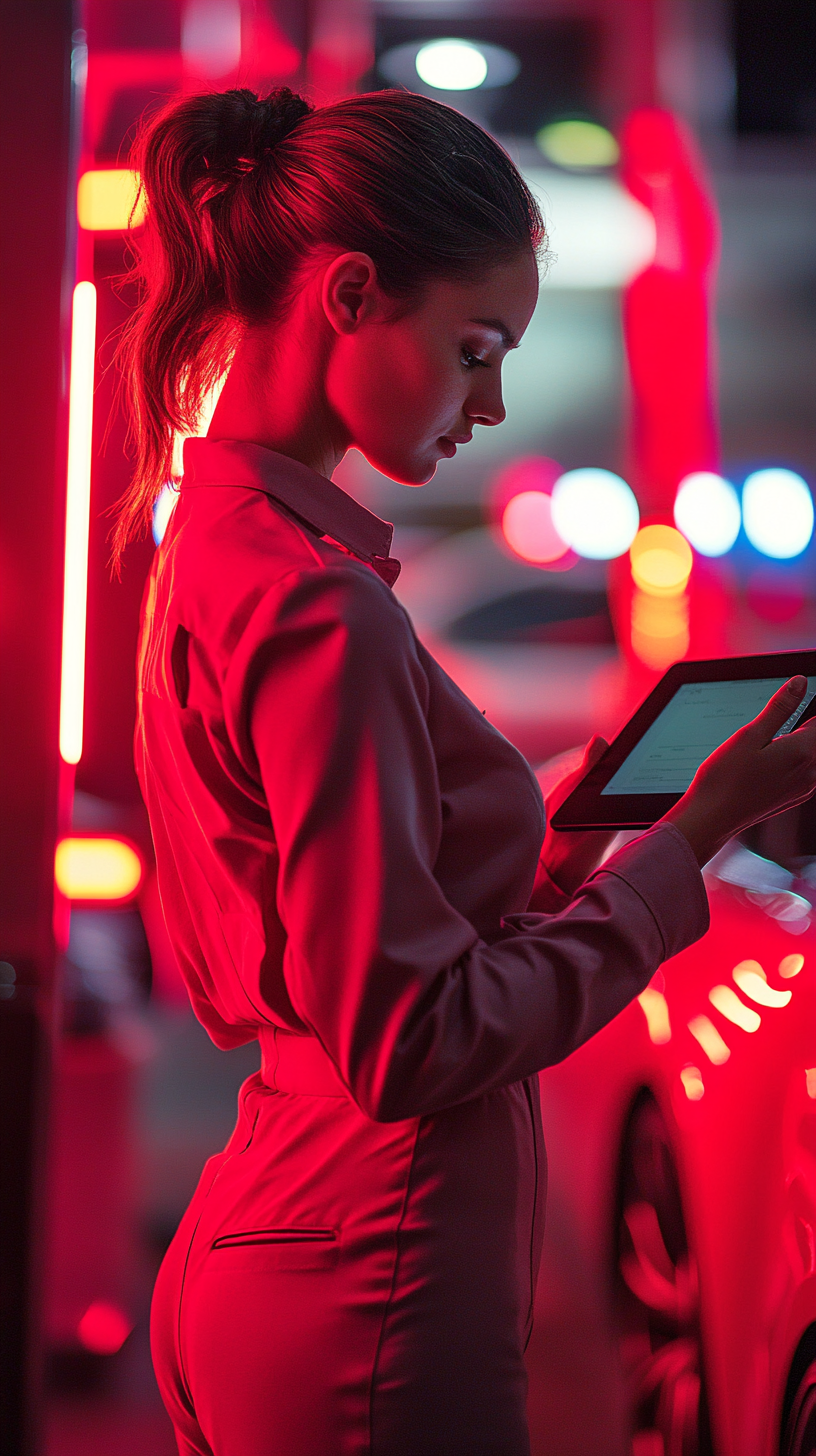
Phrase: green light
[{"left": 536, "top": 120, "right": 619, "bottom": 171}]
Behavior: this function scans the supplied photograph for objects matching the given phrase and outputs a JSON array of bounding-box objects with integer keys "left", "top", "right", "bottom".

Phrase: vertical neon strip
[{"left": 59, "top": 280, "right": 97, "bottom": 765}]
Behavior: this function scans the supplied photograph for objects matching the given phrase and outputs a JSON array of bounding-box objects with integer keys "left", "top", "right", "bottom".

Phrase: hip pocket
[{"left": 206, "top": 1227, "right": 339, "bottom": 1273}]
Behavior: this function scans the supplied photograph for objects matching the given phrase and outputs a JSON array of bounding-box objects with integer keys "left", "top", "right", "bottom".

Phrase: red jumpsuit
[{"left": 137, "top": 439, "right": 709, "bottom": 1456}]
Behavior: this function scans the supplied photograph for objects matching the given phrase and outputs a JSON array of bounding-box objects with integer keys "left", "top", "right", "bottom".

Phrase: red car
[{"left": 527, "top": 797, "right": 816, "bottom": 1456}]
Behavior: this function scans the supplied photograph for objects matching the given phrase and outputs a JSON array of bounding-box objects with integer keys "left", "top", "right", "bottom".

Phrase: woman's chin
[{"left": 362, "top": 450, "right": 437, "bottom": 488}]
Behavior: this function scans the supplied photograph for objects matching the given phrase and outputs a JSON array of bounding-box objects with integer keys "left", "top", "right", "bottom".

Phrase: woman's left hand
[{"left": 539, "top": 736, "right": 619, "bottom": 898}]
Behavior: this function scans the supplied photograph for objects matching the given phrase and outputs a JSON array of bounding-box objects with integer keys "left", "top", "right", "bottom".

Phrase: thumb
[
  {"left": 583, "top": 734, "right": 609, "bottom": 770},
  {"left": 749, "top": 676, "right": 807, "bottom": 745}
]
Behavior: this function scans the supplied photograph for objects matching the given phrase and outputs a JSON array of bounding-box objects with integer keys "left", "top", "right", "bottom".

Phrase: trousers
[{"left": 151, "top": 1029, "right": 546, "bottom": 1455}]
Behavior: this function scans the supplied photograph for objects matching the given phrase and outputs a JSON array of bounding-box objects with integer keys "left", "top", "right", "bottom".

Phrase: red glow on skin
[
  {"left": 207, "top": 251, "right": 539, "bottom": 489},
  {"left": 77, "top": 1301, "right": 133, "bottom": 1355}
]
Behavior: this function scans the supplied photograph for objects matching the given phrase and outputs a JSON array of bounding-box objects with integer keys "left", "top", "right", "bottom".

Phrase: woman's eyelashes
[{"left": 461, "top": 346, "right": 491, "bottom": 370}]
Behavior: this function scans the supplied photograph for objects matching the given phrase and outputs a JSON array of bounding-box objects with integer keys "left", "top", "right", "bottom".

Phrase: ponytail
[{"left": 113, "top": 86, "right": 544, "bottom": 562}]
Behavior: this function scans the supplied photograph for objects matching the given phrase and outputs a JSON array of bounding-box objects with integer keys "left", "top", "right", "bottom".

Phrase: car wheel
[
  {"left": 782, "top": 1357, "right": 816, "bottom": 1455},
  {"left": 614, "top": 1092, "right": 713, "bottom": 1456}
]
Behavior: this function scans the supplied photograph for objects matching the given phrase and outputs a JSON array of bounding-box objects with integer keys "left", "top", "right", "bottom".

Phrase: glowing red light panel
[{"left": 620, "top": 110, "right": 719, "bottom": 517}]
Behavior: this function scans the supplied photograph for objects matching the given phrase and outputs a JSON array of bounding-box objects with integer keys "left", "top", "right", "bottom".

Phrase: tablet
[{"left": 550, "top": 650, "right": 816, "bottom": 831}]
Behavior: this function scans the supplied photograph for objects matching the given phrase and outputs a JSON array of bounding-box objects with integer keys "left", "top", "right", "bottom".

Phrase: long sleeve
[{"left": 239, "top": 565, "right": 709, "bottom": 1123}]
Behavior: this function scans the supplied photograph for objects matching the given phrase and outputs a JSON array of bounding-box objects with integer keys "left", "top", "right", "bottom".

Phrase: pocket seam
[{"left": 211, "top": 1227, "right": 337, "bottom": 1250}]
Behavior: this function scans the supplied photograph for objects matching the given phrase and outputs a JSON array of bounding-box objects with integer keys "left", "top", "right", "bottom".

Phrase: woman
[{"left": 118, "top": 87, "right": 816, "bottom": 1456}]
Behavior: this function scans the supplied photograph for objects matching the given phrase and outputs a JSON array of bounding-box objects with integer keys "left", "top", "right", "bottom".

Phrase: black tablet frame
[{"left": 550, "top": 649, "right": 816, "bottom": 831}]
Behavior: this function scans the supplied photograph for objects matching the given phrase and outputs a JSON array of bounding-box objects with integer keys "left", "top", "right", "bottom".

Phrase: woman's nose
[{"left": 466, "top": 377, "right": 506, "bottom": 428}]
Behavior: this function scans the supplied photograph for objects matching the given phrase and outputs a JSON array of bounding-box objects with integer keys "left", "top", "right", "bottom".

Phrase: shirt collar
[{"left": 182, "top": 438, "right": 400, "bottom": 587}]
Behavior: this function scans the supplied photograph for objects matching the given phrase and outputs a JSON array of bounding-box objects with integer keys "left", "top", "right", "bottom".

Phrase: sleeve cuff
[{"left": 586, "top": 821, "right": 710, "bottom": 961}]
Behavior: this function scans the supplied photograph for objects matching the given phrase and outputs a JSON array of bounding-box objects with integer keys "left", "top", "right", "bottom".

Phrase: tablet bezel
[{"left": 550, "top": 649, "right": 816, "bottom": 831}]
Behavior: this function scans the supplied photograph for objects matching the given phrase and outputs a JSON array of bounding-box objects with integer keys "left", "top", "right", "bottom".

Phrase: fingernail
[{"left": 789, "top": 676, "right": 806, "bottom": 691}]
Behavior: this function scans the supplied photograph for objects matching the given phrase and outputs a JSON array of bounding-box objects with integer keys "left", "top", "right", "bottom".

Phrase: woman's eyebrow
[{"left": 467, "top": 317, "right": 519, "bottom": 349}]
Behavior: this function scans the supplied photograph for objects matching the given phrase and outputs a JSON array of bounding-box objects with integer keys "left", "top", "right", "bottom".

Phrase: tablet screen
[{"left": 601, "top": 676, "right": 816, "bottom": 797}]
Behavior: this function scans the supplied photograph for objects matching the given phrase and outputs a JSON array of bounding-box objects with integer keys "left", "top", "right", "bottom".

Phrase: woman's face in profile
[{"left": 325, "top": 249, "right": 539, "bottom": 487}]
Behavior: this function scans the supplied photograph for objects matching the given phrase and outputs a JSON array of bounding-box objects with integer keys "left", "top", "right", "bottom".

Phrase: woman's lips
[{"left": 438, "top": 435, "right": 471, "bottom": 458}]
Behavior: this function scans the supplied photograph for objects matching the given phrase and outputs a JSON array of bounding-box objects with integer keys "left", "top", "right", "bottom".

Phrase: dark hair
[{"left": 113, "top": 86, "right": 545, "bottom": 559}]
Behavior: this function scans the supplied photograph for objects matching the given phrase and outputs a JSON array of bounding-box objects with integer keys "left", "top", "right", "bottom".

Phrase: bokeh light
[
  {"left": 637, "top": 987, "right": 671, "bottom": 1044},
  {"left": 551, "top": 468, "right": 639, "bottom": 559},
  {"left": 501, "top": 491, "right": 569, "bottom": 565},
  {"left": 709, "top": 983, "right": 761, "bottom": 1032},
  {"left": 536, "top": 119, "right": 620, "bottom": 170},
  {"left": 732, "top": 960, "right": 792, "bottom": 1007},
  {"left": 688, "top": 1014, "right": 731, "bottom": 1065},
  {"left": 55, "top": 837, "right": 144, "bottom": 903},
  {"left": 779, "top": 954, "right": 805, "bottom": 978},
  {"left": 77, "top": 169, "right": 146, "bottom": 231},
  {"left": 674, "top": 471, "right": 741, "bottom": 556},
  {"left": 153, "top": 482, "right": 179, "bottom": 545},
  {"left": 630, "top": 524, "right": 693, "bottom": 597},
  {"left": 415, "top": 39, "right": 487, "bottom": 90},
  {"left": 630, "top": 590, "right": 689, "bottom": 671},
  {"left": 680, "top": 1065, "right": 705, "bottom": 1101},
  {"left": 742, "top": 468, "right": 814, "bottom": 559},
  {"left": 77, "top": 1301, "right": 134, "bottom": 1356}
]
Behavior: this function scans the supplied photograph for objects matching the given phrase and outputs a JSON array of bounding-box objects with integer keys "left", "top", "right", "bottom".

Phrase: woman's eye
[{"left": 461, "top": 347, "right": 489, "bottom": 370}]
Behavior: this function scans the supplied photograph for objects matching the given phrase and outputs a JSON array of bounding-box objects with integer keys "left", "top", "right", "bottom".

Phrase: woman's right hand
[{"left": 662, "top": 675, "right": 816, "bottom": 867}]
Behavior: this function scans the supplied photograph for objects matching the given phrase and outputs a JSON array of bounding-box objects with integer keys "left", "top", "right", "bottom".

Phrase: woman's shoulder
[{"left": 164, "top": 483, "right": 409, "bottom": 656}]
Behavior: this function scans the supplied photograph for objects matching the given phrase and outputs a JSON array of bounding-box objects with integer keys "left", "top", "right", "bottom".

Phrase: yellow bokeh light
[
  {"left": 77, "top": 169, "right": 146, "bottom": 231},
  {"left": 536, "top": 119, "right": 620, "bottom": 170},
  {"left": 732, "top": 960, "right": 792, "bottom": 1008},
  {"left": 630, "top": 524, "right": 693, "bottom": 597},
  {"left": 780, "top": 954, "right": 805, "bottom": 978},
  {"left": 807, "top": 1069, "right": 816, "bottom": 1100},
  {"left": 688, "top": 1014, "right": 730, "bottom": 1065},
  {"left": 55, "top": 837, "right": 143, "bottom": 901},
  {"left": 631, "top": 589, "right": 689, "bottom": 671},
  {"left": 637, "top": 987, "right": 671, "bottom": 1044},
  {"left": 709, "top": 983, "right": 761, "bottom": 1033},
  {"left": 680, "top": 1065, "right": 705, "bottom": 1100}
]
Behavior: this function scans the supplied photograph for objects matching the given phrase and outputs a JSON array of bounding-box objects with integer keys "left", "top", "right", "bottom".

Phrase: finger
[
  {"left": 583, "top": 734, "right": 608, "bottom": 769},
  {"left": 748, "top": 676, "right": 808, "bottom": 746}
]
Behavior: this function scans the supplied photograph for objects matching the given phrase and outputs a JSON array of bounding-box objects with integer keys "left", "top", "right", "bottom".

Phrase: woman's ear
[{"left": 321, "top": 252, "right": 380, "bottom": 336}]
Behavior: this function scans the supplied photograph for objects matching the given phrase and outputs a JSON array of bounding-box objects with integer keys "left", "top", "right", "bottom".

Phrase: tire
[
  {"left": 782, "top": 1355, "right": 816, "bottom": 1456},
  {"left": 614, "top": 1092, "right": 713, "bottom": 1456}
]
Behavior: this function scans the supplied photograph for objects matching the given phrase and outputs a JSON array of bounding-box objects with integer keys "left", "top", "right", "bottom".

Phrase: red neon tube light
[{"left": 59, "top": 280, "right": 97, "bottom": 765}]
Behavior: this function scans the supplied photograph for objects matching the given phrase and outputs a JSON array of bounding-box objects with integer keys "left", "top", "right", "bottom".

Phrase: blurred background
[{"left": 1, "top": 0, "right": 814, "bottom": 1452}]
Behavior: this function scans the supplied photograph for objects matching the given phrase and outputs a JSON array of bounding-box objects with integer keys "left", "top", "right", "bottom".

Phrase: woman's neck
[{"left": 206, "top": 297, "right": 347, "bottom": 480}]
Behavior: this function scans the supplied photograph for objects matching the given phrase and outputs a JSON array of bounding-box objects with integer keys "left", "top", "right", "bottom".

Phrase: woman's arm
[
  {"left": 241, "top": 569, "right": 813, "bottom": 1123},
  {"left": 528, "top": 736, "right": 616, "bottom": 910}
]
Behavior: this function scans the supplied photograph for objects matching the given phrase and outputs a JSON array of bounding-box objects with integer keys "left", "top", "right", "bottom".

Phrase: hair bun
[
  {"left": 256, "top": 89, "right": 313, "bottom": 150},
  {"left": 205, "top": 87, "right": 312, "bottom": 186}
]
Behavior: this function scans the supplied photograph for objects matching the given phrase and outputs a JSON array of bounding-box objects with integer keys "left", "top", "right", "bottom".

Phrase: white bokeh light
[
  {"left": 742, "top": 468, "right": 814, "bottom": 559},
  {"left": 674, "top": 472, "right": 741, "bottom": 556},
  {"left": 415, "top": 39, "right": 488, "bottom": 90},
  {"left": 551, "top": 468, "right": 640, "bottom": 560},
  {"left": 181, "top": 0, "right": 242, "bottom": 78},
  {"left": 152, "top": 483, "right": 179, "bottom": 546}
]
